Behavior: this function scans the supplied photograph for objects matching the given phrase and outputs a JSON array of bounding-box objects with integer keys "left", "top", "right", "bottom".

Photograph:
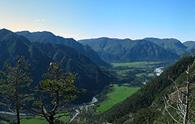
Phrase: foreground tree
[
  {"left": 0, "top": 57, "right": 31, "bottom": 124},
  {"left": 163, "top": 64, "right": 195, "bottom": 124},
  {"left": 31, "top": 63, "right": 78, "bottom": 124}
]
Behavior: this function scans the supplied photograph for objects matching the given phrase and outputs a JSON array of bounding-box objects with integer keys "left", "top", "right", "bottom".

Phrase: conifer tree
[
  {"left": 32, "top": 63, "right": 78, "bottom": 124},
  {"left": 0, "top": 56, "right": 31, "bottom": 124}
]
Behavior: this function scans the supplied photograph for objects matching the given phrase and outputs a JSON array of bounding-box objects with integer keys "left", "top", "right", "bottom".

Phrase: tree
[
  {"left": 31, "top": 62, "right": 78, "bottom": 124},
  {"left": 0, "top": 56, "right": 32, "bottom": 124},
  {"left": 163, "top": 64, "right": 195, "bottom": 124}
]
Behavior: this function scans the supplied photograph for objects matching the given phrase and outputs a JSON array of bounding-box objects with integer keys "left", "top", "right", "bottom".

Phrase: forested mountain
[
  {"left": 144, "top": 38, "right": 187, "bottom": 55},
  {"left": 184, "top": 41, "right": 195, "bottom": 53},
  {"left": 0, "top": 29, "right": 112, "bottom": 102},
  {"left": 102, "top": 56, "right": 195, "bottom": 124},
  {"left": 79, "top": 38, "right": 180, "bottom": 62},
  {"left": 16, "top": 31, "right": 109, "bottom": 67}
]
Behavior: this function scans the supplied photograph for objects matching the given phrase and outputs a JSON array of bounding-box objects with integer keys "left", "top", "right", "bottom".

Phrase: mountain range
[
  {"left": 16, "top": 31, "right": 109, "bottom": 67},
  {"left": 79, "top": 37, "right": 194, "bottom": 62},
  {"left": 1, "top": 28, "right": 195, "bottom": 104},
  {"left": 0, "top": 29, "right": 113, "bottom": 103}
]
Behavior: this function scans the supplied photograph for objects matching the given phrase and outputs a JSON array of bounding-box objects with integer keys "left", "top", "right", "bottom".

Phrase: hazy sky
[{"left": 0, "top": 0, "right": 194, "bottom": 41}]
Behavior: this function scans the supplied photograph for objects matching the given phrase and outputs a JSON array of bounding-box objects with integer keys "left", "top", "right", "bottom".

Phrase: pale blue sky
[{"left": 0, "top": 0, "right": 194, "bottom": 41}]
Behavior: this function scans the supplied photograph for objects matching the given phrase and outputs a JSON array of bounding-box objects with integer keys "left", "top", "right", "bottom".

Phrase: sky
[{"left": 0, "top": 0, "right": 194, "bottom": 42}]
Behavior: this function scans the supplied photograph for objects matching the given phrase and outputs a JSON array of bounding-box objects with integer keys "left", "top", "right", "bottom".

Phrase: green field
[
  {"left": 112, "top": 61, "right": 163, "bottom": 68},
  {"left": 111, "top": 61, "right": 169, "bottom": 85},
  {"left": 21, "top": 117, "right": 47, "bottom": 124},
  {"left": 96, "top": 84, "right": 140, "bottom": 113},
  {"left": 21, "top": 113, "right": 69, "bottom": 124}
]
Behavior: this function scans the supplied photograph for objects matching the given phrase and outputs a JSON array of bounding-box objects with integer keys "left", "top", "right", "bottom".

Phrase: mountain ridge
[
  {"left": 16, "top": 31, "right": 109, "bottom": 67},
  {"left": 0, "top": 29, "right": 112, "bottom": 103},
  {"left": 79, "top": 37, "right": 184, "bottom": 62}
]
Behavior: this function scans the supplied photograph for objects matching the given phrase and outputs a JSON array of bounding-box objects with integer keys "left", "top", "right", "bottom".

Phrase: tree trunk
[
  {"left": 41, "top": 106, "right": 55, "bottom": 124},
  {"left": 49, "top": 115, "right": 55, "bottom": 124},
  {"left": 183, "top": 68, "right": 190, "bottom": 124},
  {"left": 184, "top": 78, "right": 190, "bottom": 124},
  {"left": 16, "top": 103, "right": 20, "bottom": 124},
  {"left": 16, "top": 79, "right": 20, "bottom": 124}
]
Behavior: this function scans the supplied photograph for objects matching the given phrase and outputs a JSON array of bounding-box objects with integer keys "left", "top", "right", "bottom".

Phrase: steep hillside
[
  {"left": 102, "top": 56, "right": 195, "bottom": 123},
  {"left": 125, "top": 40, "right": 178, "bottom": 61},
  {"left": 0, "top": 29, "right": 112, "bottom": 102},
  {"left": 184, "top": 41, "right": 195, "bottom": 53},
  {"left": 16, "top": 31, "right": 109, "bottom": 67},
  {"left": 79, "top": 38, "right": 179, "bottom": 62},
  {"left": 144, "top": 38, "right": 187, "bottom": 55}
]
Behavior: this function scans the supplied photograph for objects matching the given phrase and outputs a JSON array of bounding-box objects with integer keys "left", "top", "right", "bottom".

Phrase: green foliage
[
  {"left": 0, "top": 56, "right": 32, "bottom": 124},
  {"left": 102, "top": 56, "right": 195, "bottom": 123},
  {"left": 123, "top": 108, "right": 157, "bottom": 124},
  {"left": 40, "top": 63, "right": 78, "bottom": 103},
  {"left": 0, "top": 56, "right": 31, "bottom": 98},
  {"left": 0, "top": 121, "right": 9, "bottom": 124},
  {"left": 32, "top": 63, "right": 78, "bottom": 123}
]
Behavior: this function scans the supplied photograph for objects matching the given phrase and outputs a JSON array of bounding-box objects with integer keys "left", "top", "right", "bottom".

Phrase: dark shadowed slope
[
  {"left": 16, "top": 31, "right": 109, "bottom": 67},
  {"left": 0, "top": 29, "right": 112, "bottom": 103}
]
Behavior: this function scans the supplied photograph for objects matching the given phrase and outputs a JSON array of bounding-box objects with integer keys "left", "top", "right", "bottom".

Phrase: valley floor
[
  {"left": 0, "top": 61, "right": 172, "bottom": 123},
  {"left": 96, "top": 84, "right": 140, "bottom": 113}
]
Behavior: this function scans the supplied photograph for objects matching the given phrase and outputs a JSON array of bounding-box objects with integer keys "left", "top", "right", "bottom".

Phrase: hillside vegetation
[
  {"left": 96, "top": 84, "right": 140, "bottom": 113},
  {"left": 80, "top": 38, "right": 195, "bottom": 63},
  {"left": 79, "top": 37, "right": 187, "bottom": 62},
  {"left": 102, "top": 56, "right": 195, "bottom": 124}
]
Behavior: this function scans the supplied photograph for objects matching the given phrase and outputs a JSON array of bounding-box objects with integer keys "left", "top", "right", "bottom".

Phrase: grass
[
  {"left": 21, "top": 112, "right": 69, "bottom": 124},
  {"left": 112, "top": 61, "right": 163, "bottom": 68},
  {"left": 96, "top": 84, "right": 140, "bottom": 113},
  {"left": 21, "top": 117, "right": 47, "bottom": 124}
]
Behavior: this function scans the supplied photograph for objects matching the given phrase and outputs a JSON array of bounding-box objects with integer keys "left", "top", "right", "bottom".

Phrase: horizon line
[{"left": 0, "top": 28, "right": 193, "bottom": 43}]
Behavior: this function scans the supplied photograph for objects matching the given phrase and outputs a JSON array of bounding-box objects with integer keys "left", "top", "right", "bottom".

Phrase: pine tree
[
  {"left": 0, "top": 56, "right": 32, "bottom": 124},
  {"left": 32, "top": 62, "right": 78, "bottom": 124}
]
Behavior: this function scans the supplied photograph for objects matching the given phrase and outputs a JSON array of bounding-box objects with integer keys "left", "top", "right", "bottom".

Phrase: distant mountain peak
[
  {"left": 17, "top": 30, "right": 56, "bottom": 37},
  {"left": 0, "top": 28, "right": 14, "bottom": 35},
  {"left": 0, "top": 28, "right": 22, "bottom": 41},
  {"left": 0, "top": 28, "right": 12, "bottom": 32},
  {"left": 80, "top": 37, "right": 132, "bottom": 42},
  {"left": 34, "top": 31, "right": 55, "bottom": 36},
  {"left": 16, "top": 31, "right": 31, "bottom": 35},
  {"left": 144, "top": 37, "right": 181, "bottom": 42}
]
